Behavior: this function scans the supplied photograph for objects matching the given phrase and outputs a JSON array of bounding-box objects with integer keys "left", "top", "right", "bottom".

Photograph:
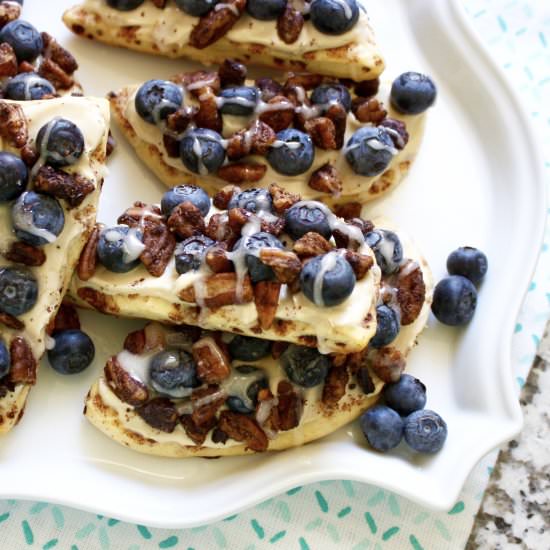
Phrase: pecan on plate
[
  {"left": 395, "top": 260, "right": 426, "bottom": 325},
  {"left": 333, "top": 217, "right": 373, "bottom": 249},
  {"left": 41, "top": 32, "right": 78, "bottom": 74},
  {"left": 205, "top": 244, "right": 233, "bottom": 273},
  {"left": 308, "top": 163, "right": 342, "bottom": 195},
  {"left": 4, "top": 241, "right": 46, "bottom": 267},
  {"left": 167, "top": 201, "right": 205, "bottom": 239},
  {"left": 8, "top": 337, "right": 37, "bottom": 385},
  {"left": 255, "top": 77, "right": 283, "bottom": 102},
  {"left": 194, "top": 91, "right": 222, "bottom": 133},
  {"left": 166, "top": 107, "right": 195, "bottom": 134},
  {"left": 258, "top": 248, "right": 302, "bottom": 285},
  {"left": 226, "top": 130, "right": 252, "bottom": 160},
  {"left": 293, "top": 232, "right": 332, "bottom": 258},
  {"left": 268, "top": 183, "right": 299, "bottom": 214},
  {"left": 0, "top": 312, "right": 23, "bottom": 331},
  {"left": 345, "top": 250, "right": 374, "bottom": 280},
  {"left": 254, "top": 281, "right": 281, "bottom": 330},
  {"left": 261, "top": 215, "right": 286, "bottom": 237},
  {"left": 38, "top": 58, "right": 73, "bottom": 90},
  {"left": 0, "top": 101, "right": 27, "bottom": 148},
  {"left": 325, "top": 103, "right": 347, "bottom": 149},
  {"left": 18, "top": 61, "right": 34, "bottom": 74},
  {"left": 104, "top": 356, "right": 149, "bottom": 406},
  {"left": 379, "top": 118, "right": 409, "bottom": 150},
  {"left": 351, "top": 97, "right": 387, "bottom": 124},
  {"left": 284, "top": 73, "right": 324, "bottom": 91},
  {"left": 218, "top": 410, "right": 268, "bottom": 452},
  {"left": 191, "top": 384, "right": 226, "bottom": 427},
  {"left": 0, "top": 2, "right": 21, "bottom": 29},
  {"left": 136, "top": 398, "right": 179, "bottom": 433},
  {"left": 192, "top": 337, "right": 231, "bottom": 384},
  {"left": 258, "top": 96, "right": 295, "bottom": 133},
  {"left": 218, "top": 58, "right": 247, "bottom": 87},
  {"left": 248, "top": 119, "right": 277, "bottom": 155},
  {"left": 180, "top": 272, "right": 254, "bottom": 308},
  {"left": 218, "top": 162, "right": 267, "bottom": 184},
  {"left": 20, "top": 143, "right": 39, "bottom": 167},
  {"left": 367, "top": 347, "right": 405, "bottom": 383},
  {"left": 271, "top": 380, "right": 302, "bottom": 431},
  {"left": 118, "top": 202, "right": 163, "bottom": 225},
  {"left": 304, "top": 117, "right": 337, "bottom": 150},
  {"left": 277, "top": 5, "right": 304, "bottom": 44},
  {"left": 354, "top": 78, "right": 380, "bottom": 98},
  {"left": 34, "top": 165, "right": 94, "bottom": 208},
  {"left": 227, "top": 206, "right": 251, "bottom": 232},
  {"left": 77, "top": 224, "right": 101, "bottom": 281},
  {"left": 47, "top": 302, "right": 81, "bottom": 335},
  {"left": 0, "top": 43, "right": 17, "bottom": 78},
  {"left": 140, "top": 219, "right": 176, "bottom": 277},
  {"left": 189, "top": 0, "right": 245, "bottom": 49},
  {"left": 123, "top": 329, "right": 146, "bottom": 355},
  {"left": 205, "top": 212, "right": 239, "bottom": 246},
  {"left": 333, "top": 202, "right": 362, "bottom": 220},
  {"left": 213, "top": 185, "right": 240, "bottom": 210},
  {"left": 180, "top": 414, "right": 217, "bottom": 445},
  {"left": 175, "top": 70, "right": 220, "bottom": 96},
  {"left": 322, "top": 365, "right": 349, "bottom": 406}
]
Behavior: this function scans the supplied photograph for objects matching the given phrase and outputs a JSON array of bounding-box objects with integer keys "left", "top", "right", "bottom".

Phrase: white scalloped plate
[{"left": 0, "top": 0, "right": 544, "bottom": 527}]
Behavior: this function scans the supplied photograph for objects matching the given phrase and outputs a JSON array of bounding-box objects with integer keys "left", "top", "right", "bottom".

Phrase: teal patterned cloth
[{"left": 2, "top": 1, "right": 550, "bottom": 548}]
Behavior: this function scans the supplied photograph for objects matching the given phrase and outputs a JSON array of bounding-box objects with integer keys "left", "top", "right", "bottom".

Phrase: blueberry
[
  {"left": 228, "top": 335, "right": 271, "bottom": 362},
  {"left": 360, "top": 405, "right": 404, "bottom": 452},
  {"left": 365, "top": 229, "right": 403, "bottom": 274},
  {"left": 0, "top": 152, "right": 28, "bottom": 202},
  {"left": 383, "top": 374, "right": 426, "bottom": 416},
  {"left": 300, "top": 252, "right": 356, "bottom": 307},
  {"left": 97, "top": 225, "right": 144, "bottom": 273},
  {"left": 447, "top": 247, "right": 488, "bottom": 285},
  {"left": 246, "top": 0, "right": 286, "bottom": 20},
  {"left": 135, "top": 79, "right": 183, "bottom": 124},
  {"left": 390, "top": 72, "right": 437, "bottom": 115},
  {"left": 149, "top": 349, "right": 200, "bottom": 398},
  {"left": 281, "top": 344, "right": 330, "bottom": 388},
  {"left": 0, "top": 339, "right": 10, "bottom": 379},
  {"left": 180, "top": 128, "right": 226, "bottom": 175},
  {"left": 0, "top": 20, "right": 43, "bottom": 62},
  {"left": 107, "top": 0, "right": 145, "bottom": 8},
  {"left": 12, "top": 191, "right": 65, "bottom": 247},
  {"left": 284, "top": 201, "right": 332, "bottom": 240},
  {"left": 310, "top": 0, "right": 359, "bottom": 35},
  {"left": 234, "top": 232, "right": 284, "bottom": 283},
  {"left": 404, "top": 409, "right": 447, "bottom": 453},
  {"left": 219, "top": 86, "right": 259, "bottom": 116},
  {"left": 175, "top": 0, "right": 218, "bottom": 16},
  {"left": 174, "top": 235, "right": 214, "bottom": 275},
  {"left": 266, "top": 129, "right": 315, "bottom": 176},
  {"left": 370, "top": 305, "right": 400, "bottom": 348},
  {"left": 227, "top": 188, "right": 273, "bottom": 214},
  {"left": 0, "top": 268, "right": 37, "bottom": 321},
  {"left": 226, "top": 365, "right": 269, "bottom": 414},
  {"left": 431, "top": 275, "right": 477, "bottom": 326},
  {"left": 345, "top": 126, "right": 395, "bottom": 177},
  {"left": 310, "top": 84, "right": 352, "bottom": 112},
  {"left": 161, "top": 184, "right": 210, "bottom": 217},
  {"left": 36, "top": 118, "right": 85, "bottom": 168},
  {"left": 5, "top": 73, "right": 56, "bottom": 101},
  {"left": 47, "top": 330, "right": 95, "bottom": 375}
]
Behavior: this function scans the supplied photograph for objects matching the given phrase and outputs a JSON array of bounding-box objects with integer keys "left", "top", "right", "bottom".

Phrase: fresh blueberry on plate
[
  {"left": 235, "top": 232, "right": 284, "bottom": 283},
  {"left": 281, "top": 344, "right": 330, "bottom": 388},
  {"left": 219, "top": 86, "right": 259, "bottom": 116},
  {"left": 383, "top": 373, "right": 426, "bottom": 416},
  {"left": 345, "top": 126, "right": 395, "bottom": 177},
  {"left": 228, "top": 335, "right": 271, "bottom": 362},
  {"left": 135, "top": 79, "right": 183, "bottom": 124},
  {"left": 431, "top": 275, "right": 477, "bottom": 326},
  {"left": 300, "top": 252, "right": 356, "bottom": 307},
  {"left": 310, "top": 84, "right": 352, "bottom": 113},
  {"left": 266, "top": 128, "right": 315, "bottom": 176},
  {"left": 5, "top": 73, "right": 56, "bottom": 101},
  {"left": 226, "top": 365, "right": 269, "bottom": 414},
  {"left": 0, "top": 152, "right": 28, "bottom": 202},
  {"left": 174, "top": 235, "right": 215, "bottom": 275},
  {"left": 360, "top": 404, "right": 404, "bottom": 452},
  {"left": 404, "top": 409, "right": 447, "bottom": 453},
  {"left": 161, "top": 184, "right": 210, "bottom": 217},
  {"left": 12, "top": 191, "right": 65, "bottom": 246},
  {"left": 0, "top": 20, "right": 43, "bottom": 62},
  {"left": 48, "top": 330, "right": 95, "bottom": 375},
  {"left": 150, "top": 349, "right": 200, "bottom": 398},
  {"left": 310, "top": 0, "right": 359, "bottom": 35},
  {"left": 0, "top": 266, "right": 38, "bottom": 317},
  {"left": 227, "top": 188, "right": 273, "bottom": 214},
  {"left": 370, "top": 304, "right": 400, "bottom": 348},
  {"left": 246, "top": 0, "right": 286, "bottom": 20},
  {"left": 446, "top": 246, "right": 488, "bottom": 285},
  {"left": 180, "top": 128, "right": 226, "bottom": 175},
  {"left": 175, "top": 0, "right": 218, "bottom": 16},
  {"left": 390, "top": 72, "right": 437, "bottom": 115},
  {"left": 36, "top": 118, "right": 85, "bottom": 168},
  {"left": 97, "top": 225, "right": 144, "bottom": 273},
  {"left": 365, "top": 229, "right": 403, "bottom": 274},
  {"left": 0, "top": 339, "right": 10, "bottom": 379},
  {"left": 107, "top": 0, "right": 145, "bottom": 9},
  {"left": 284, "top": 201, "right": 332, "bottom": 240}
]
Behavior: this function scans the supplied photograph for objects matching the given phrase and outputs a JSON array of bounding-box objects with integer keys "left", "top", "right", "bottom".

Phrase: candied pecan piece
[
  {"left": 192, "top": 337, "right": 231, "bottom": 384},
  {"left": 167, "top": 201, "right": 205, "bottom": 239},
  {"left": 181, "top": 414, "right": 217, "bottom": 445},
  {"left": 42, "top": 33, "right": 78, "bottom": 74},
  {"left": 304, "top": 117, "right": 337, "bottom": 150},
  {"left": 205, "top": 212, "right": 239, "bottom": 245},
  {"left": 211, "top": 427, "right": 228, "bottom": 444},
  {"left": 166, "top": 107, "right": 195, "bottom": 134},
  {"left": 354, "top": 78, "right": 380, "bottom": 98},
  {"left": 194, "top": 92, "right": 222, "bottom": 133},
  {"left": 322, "top": 365, "right": 349, "bottom": 406},
  {"left": 333, "top": 217, "right": 374, "bottom": 249},
  {"left": 163, "top": 134, "right": 180, "bottom": 158},
  {"left": 118, "top": 202, "right": 163, "bottom": 225},
  {"left": 227, "top": 206, "right": 250, "bottom": 232},
  {"left": 248, "top": 119, "right": 277, "bottom": 155},
  {"left": 48, "top": 302, "right": 81, "bottom": 334},
  {"left": 308, "top": 163, "right": 342, "bottom": 195},
  {"left": 213, "top": 185, "right": 239, "bottom": 210},
  {"left": 345, "top": 250, "right": 374, "bottom": 280},
  {"left": 379, "top": 118, "right": 409, "bottom": 150},
  {"left": 140, "top": 219, "right": 177, "bottom": 277},
  {"left": 352, "top": 97, "right": 387, "bottom": 124},
  {"left": 20, "top": 144, "right": 39, "bottom": 167},
  {"left": 396, "top": 261, "right": 426, "bottom": 325},
  {"left": 179, "top": 273, "right": 254, "bottom": 308},
  {"left": 258, "top": 248, "right": 302, "bottom": 284},
  {"left": 285, "top": 73, "right": 324, "bottom": 90},
  {"left": 258, "top": 96, "right": 295, "bottom": 133},
  {"left": 226, "top": 130, "right": 252, "bottom": 160},
  {"left": 77, "top": 224, "right": 101, "bottom": 281},
  {"left": 191, "top": 384, "right": 226, "bottom": 426},
  {"left": 18, "top": 61, "right": 34, "bottom": 73},
  {"left": 123, "top": 329, "right": 146, "bottom": 355},
  {"left": 333, "top": 202, "right": 362, "bottom": 220},
  {"left": 136, "top": 397, "right": 178, "bottom": 433},
  {"left": 34, "top": 165, "right": 95, "bottom": 208},
  {"left": 189, "top": 0, "right": 245, "bottom": 49},
  {"left": 260, "top": 215, "right": 285, "bottom": 237},
  {"left": 277, "top": 5, "right": 304, "bottom": 45},
  {"left": 325, "top": 103, "right": 347, "bottom": 149},
  {"left": 205, "top": 245, "right": 233, "bottom": 273},
  {"left": 0, "top": 101, "right": 27, "bottom": 148},
  {"left": 218, "top": 58, "right": 247, "bottom": 87},
  {"left": 218, "top": 410, "right": 268, "bottom": 452},
  {"left": 368, "top": 347, "right": 405, "bottom": 383},
  {"left": 104, "top": 356, "right": 149, "bottom": 407},
  {"left": 274, "top": 380, "right": 302, "bottom": 431},
  {"left": 0, "top": 312, "right": 24, "bottom": 330},
  {"left": 8, "top": 337, "right": 37, "bottom": 385},
  {"left": 38, "top": 58, "right": 73, "bottom": 90},
  {"left": 293, "top": 232, "right": 332, "bottom": 258},
  {"left": 255, "top": 77, "right": 283, "bottom": 101},
  {"left": 254, "top": 281, "right": 281, "bottom": 330},
  {"left": 0, "top": 2, "right": 21, "bottom": 29},
  {"left": 0, "top": 42, "right": 17, "bottom": 78},
  {"left": 356, "top": 366, "right": 375, "bottom": 394},
  {"left": 176, "top": 70, "right": 220, "bottom": 95},
  {"left": 218, "top": 162, "right": 267, "bottom": 184},
  {"left": 268, "top": 183, "right": 300, "bottom": 214},
  {"left": 4, "top": 241, "right": 46, "bottom": 267}
]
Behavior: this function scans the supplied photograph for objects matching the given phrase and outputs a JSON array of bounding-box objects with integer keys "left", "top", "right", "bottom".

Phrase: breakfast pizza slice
[
  {"left": 0, "top": 95, "right": 110, "bottom": 433},
  {"left": 107, "top": 63, "right": 435, "bottom": 205},
  {"left": 63, "top": 0, "right": 384, "bottom": 82}
]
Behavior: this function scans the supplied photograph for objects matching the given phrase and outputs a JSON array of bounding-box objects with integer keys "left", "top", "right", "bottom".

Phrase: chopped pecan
[
  {"left": 333, "top": 217, "right": 373, "bottom": 249},
  {"left": 248, "top": 119, "right": 277, "bottom": 155},
  {"left": 179, "top": 272, "right": 254, "bottom": 308},
  {"left": 192, "top": 337, "right": 231, "bottom": 384},
  {"left": 218, "top": 162, "right": 267, "bottom": 184},
  {"left": 254, "top": 281, "right": 281, "bottom": 330},
  {"left": 18, "top": 61, "right": 34, "bottom": 73},
  {"left": 123, "top": 329, "right": 146, "bottom": 355},
  {"left": 205, "top": 212, "right": 239, "bottom": 246},
  {"left": 47, "top": 302, "right": 81, "bottom": 334},
  {"left": 77, "top": 224, "right": 101, "bottom": 281},
  {"left": 205, "top": 245, "right": 233, "bottom": 273},
  {"left": 260, "top": 215, "right": 285, "bottom": 236},
  {"left": 308, "top": 163, "right": 342, "bottom": 195},
  {"left": 0, "top": 42, "right": 17, "bottom": 78},
  {"left": 226, "top": 130, "right": 251, "bottom": 160},
  {"left": 396, "top": 260, "right": 426, "bottom": 325},
  {"left": 379, "top": 118, "right": 409, "bottom": 150},
  {"left": 345, "top": 250, "right": 374, "bottom": 280},
  {"left": 0, "top": 2, "right": 21, "bottom": 29},
  {"left": 322, "top": 365, "right": 349, "bottom": 406},
  {"left": 356, "top": 366, "right": 375, "bottom": 394},
  {"left": 176, "top": 70, "right": 220, "bottom": 95},
  {"left": 191, "top": 384, "right": 226, "bottom": 426},
  {"left": 325, "top": 103, "right": 347, "bottom": 149},
  {"left": 304, "top": 117, "right": 337, "bottom": 150},
  {"left": 218, "top": 410, "right": 268, "bottom": 452},
  {"left": 166, "top": 107, "right": 195, "bottom": 134},
  {"left": 104, "top": 356, "right": 149, "bottom": 406},
  {"left": 273, "top": 380, "right": 302, "bottom": 431},
  {"left": 218, "top": 58, "right": 247, "bottom": 87},
  {"left": 136, "top": 397, "right": 178, "bottom": 433},
  {"left": 277, "top": 5, "right": 304, "bottom": 44},
  {"left": 293, "top": 232, "right": 332, "bottom": 258},
  {"left": 352, "top": 97, "right": 387, "bottom": 124},
  {"left": 333, "top": 202, "right": 362, "bottom": 220},
  {"left": 167, "top": 201, "right": 205, "bottom": 239},
  {"left": 106, "top": 131, "right": 116, "bottom": 157},
  {"left": 8, "top": 337, "right": 37, "bottom": 385},
  {"left": 42, "top": 33, "right": 78, "bottom": 74},
  {"left": 38, "top": 58, "right": 73, "bottom": 90},
  {"left": 227, "top": 206, "right": 250, "bottom": 232},
  {"left": 194, "top": 92, "right": 222, "bottom": 133},
  {"left": 271, "top": 340, "right": 288, "bottom": 359},
  {"left": 189, "top": 0, "right": 245, "bottom": 49},
  {"left": 354, "top": 78, "right": 380, "bottom": 98},
  {"left": 163, "top": 134, "right": 180, "bottom": 158},
  {"left": 143, "top": 322, "right": 167, "bottom": 351},
  {"left": 213, "top": 185, "right": 240, "bottom": 210},
  {"left": 34, "top": 165, "right": 95, "bottom": 208},
  {"left": 118, "top": 202, "right": 163, "bottom": 225},
  {"left": 0, "top": 101, "right": 27, "bottom": 148},
  {"left": 258, "top": 248, "right": 302, "bottom": 284},
  {"left": 211, "top": 427, "right": 228, "bottom": 444},
  {"left": 285, "top": 73, "right": 324, "bottom": 91},
  {"left": 140, "top": 219, "right": 177, "bottom": 277},
  {"left": 20, "top": 144, "right": 39, "bottom": 167},
  {"left": 4, "top": 241, "right": 46, "bottom": 267},
  {"left": 268, "top": 183, "right": 300, "bottom": 214},
  {"left": 0, "top": 312, "right": 24, "bottom": 330},
  {"left": 180, "top": 414, "right": 217, "bottom": 445},
  {"left": 367, "top": 347, "right": 405, "bottom": 383},
  {"left": 255, "top": 77, "right": 283, "bottom": 102},
  {"left": 258, "top": 96, "right": 295, "bottom": 133}
]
